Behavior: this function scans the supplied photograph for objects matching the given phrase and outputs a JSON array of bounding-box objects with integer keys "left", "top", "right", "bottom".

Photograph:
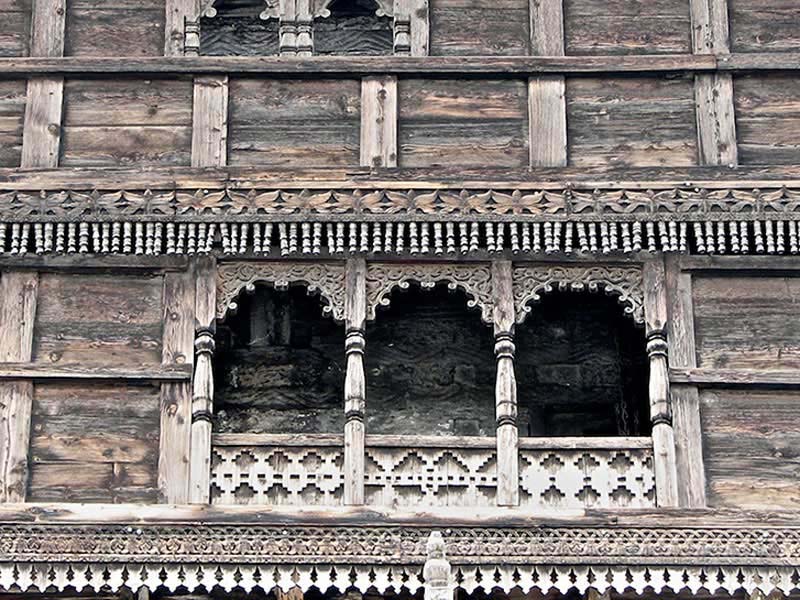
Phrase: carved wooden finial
[{"left": 423, "top": 531, "right": 451, "bottom": 600}]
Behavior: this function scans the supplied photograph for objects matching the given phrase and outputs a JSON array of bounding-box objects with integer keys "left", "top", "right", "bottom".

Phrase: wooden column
[
  {"left": 189, "top": 256, "right": 217, "bottom": 504},
  {"left": 192, "top": 76, "right": 229, "bottom": 168},
  {"left": 691, "top": 0, "right": 738, "bottom": 166},
  {"left": 158, "top": 269, "right": 196, "bottom": 504},
  {"left": 0, "top": 271, "right": 39, "bottom": 503},
  {"left": 393, "top": 0, "right": 429, "bottom": 56},
  {"left": 21, "top": 0, "right": 65, "bottom": 168},
  {"left": 165, "top": 0, "right": 200, "bottom": 56},
  {"left": 492, "top": 260, "right": 519, "bottom": 507},
  {"left": 361, "top": 76, "right": 397, "bottom": 168},
  {"left": 665, "top": 255, "right": 707, "bottom": 508},
  {"left": 643, "top": 258, "right": 679, "bottom": 507},
  {"left": 528, "top": 0, "right": 567, "bottom": 167},
  {"left": 344, "top": 258, "right": 367, "bottom": 505}
]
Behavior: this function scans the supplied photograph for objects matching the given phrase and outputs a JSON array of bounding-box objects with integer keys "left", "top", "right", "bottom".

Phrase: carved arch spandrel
[
  {"left": 365, "top": 263, "right": 494, "bottom": 324},
  {"left": 217, "top": 261, "right": 346, "bottom": 321},
  {"left": 512, "top": 265, "right": 645, "bottom": 325}
]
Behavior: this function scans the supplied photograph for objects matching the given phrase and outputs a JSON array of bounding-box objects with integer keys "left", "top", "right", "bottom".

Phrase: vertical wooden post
[
  {"left": 691, "top": 0, "right": 738, "bottom": 166},
  {"left": 643, "top": 257, "right": 679, "bottom": 508},
  {"left": 344, "top": 258, "right": 367, "bottom": 505},
  {"left": 528, "top": 0, "right": 567, "bottom": 167},
  {"left": 22, "top": 0, "right": 65, "bottom": 169},
  {"left": 158, "top": 268, "right": 196, "bottom": 504},
  {"left": 393, "top": 0, "right": 429, "bottom": 57},
  {"left": 192, "top": 76, "right": 229, "bottom": 168},
  {"left": 492, "top": 260, "right": 519, "bottom": 507},
  {"left": 0, "top": 271, "right": 39, "bottom": 503},
  {"left": 165, "top": 0, "right": 200, "bottom": 56},
  {"left": 189, "top": 256, "right": 217, "bottom": 504},
  {"left": 665, "top": 255, "right": 707, "bottom": 508},
  {"left": 361, "top": 76, "right": 397, "bottom": 168}
]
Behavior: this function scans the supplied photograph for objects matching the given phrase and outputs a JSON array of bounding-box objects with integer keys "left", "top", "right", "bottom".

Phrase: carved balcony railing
[{"left": 210, "top": 433, "right": 656, "bottom": 509}]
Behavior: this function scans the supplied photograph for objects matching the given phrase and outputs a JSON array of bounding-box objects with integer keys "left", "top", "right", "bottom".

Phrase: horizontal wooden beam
[
  {"left": 0, "top": 501, "right": 798, "bottom": 528},
  {"left": 718, "top": 52, "right": 800, "bottom": 71},
  {"left": 677, "top": 255, "right": 800, "bottom": 272},
  {"left": 2, "top": 165, "right": 800, "bottom": 191},
  {"left": 670, "top": 368, "right": 800, "bottom": 387},
  {"left": 0, "top": 254, "right": 189, "bottom": 271},
  {"left": 0, "top": 54, "right": 718, "bottom": 76},
  {"left": 0, "top": 363, "right": 192, "bottom": 381}
]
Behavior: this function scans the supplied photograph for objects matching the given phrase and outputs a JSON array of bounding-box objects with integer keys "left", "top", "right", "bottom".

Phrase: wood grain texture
[
  {"left": 28, "top": 381, "right": 161, "bottom": 503},
  {"left": 701, "top": 388, "right": 800, "bottom": 510},
  {"left": 429, "top": 0, "right": 530, "bottom": 56},
  {"left": 734, "top": 73, "right": 800, "bottom": 165},
  {"left": 165, "top": 0, "right": 199, "bottom": 56},
  {"left": 690, "top": 0, "right": 730, "bottom": 54},
  {"left": 565, "top": 0, "right": 691, "bottom": 55},
  {"left": 60, "top": 77, "right": 193, "bottom": 167},
  {"left": 695, "top": 73, "right": 738, "bottom": 166},
  {"left": 528, "top": 76, "right": 566, "bottom": 167},
  {"left": 0, "top": 79, "right": 26, "bottom": 167},
  {"left": 30, "top": 0, "right": 65, "bottom": 57},
  {"left": 158, "top": 269, "right": 195, "bottom": 504},
  {"left": 32, "top": 272, "right": 165, "bottom": 369},
  {"left": 566, "top": 75, "right": 698, "bottom": 167},
  {"left": 360, "top": 76, "right": 397, "bottom": 168},
  {"left": 398, "top": 78, "right": 528, "bottom": 168},
  {"left": 729, "top": 0, "right": 800, "bottom": 53},
  {"left": 693, "top": 275, "right": 800, "bottom": 371},
  {"left": 530, "top": 0, "right": 564, "bottom": 56},
  {"left": 64, "top": 0, "right": 165, "bottom": 57},
  {"left": 0, "top": 271, "right": 38, "bottom": 503},
  {"left": 192, "top": 75, "right": 229, "bottom": 168},
  {"left": 344, "top": 258, "right": 366, "bottom": 506},
  {"left": 0, "top": 0, "right": 31, "bottom": 57},
  {"left": 228, "top": 78, "right": 360, "bottom": 167},
  {"left": 21, "top": 76, "right": 63, "bottom": 168}
]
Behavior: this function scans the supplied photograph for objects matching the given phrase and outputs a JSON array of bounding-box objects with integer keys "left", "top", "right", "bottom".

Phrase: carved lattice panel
[
  {"left": 518, "top": 448, "right": 656, "bottom": 510},
  {"left": 211, "top": 444, "right": 345, "bottom": 506},
  {"left": 365, "top": 445, "right": 498, "bottom": 507}
]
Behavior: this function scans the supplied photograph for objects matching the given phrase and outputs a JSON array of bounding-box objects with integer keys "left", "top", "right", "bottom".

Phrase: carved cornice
[
  {"left": 365, "top": 263, "right": 494, "bottom": 323},
  {"left": 513, "top": 265, "right": 645, "bottom": 325},
  {"left": 217, "top": 261, "right": 346, "bottom": 320}
]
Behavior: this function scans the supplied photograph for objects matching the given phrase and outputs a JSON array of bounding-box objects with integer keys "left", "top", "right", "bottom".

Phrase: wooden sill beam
[
  {"left": 0, "top": 364, "right": 192, "bottom": 381},
  {"left": 2, "top": 165, "right": 800, "bottom": 191},
  {"left": 0, "top": 54, "right": 729, "bottom": 77}
]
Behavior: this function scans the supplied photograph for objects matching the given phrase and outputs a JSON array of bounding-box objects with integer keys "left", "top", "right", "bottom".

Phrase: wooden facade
[{"left": 0, "top": 0, "right": 799, "bottom": 598}]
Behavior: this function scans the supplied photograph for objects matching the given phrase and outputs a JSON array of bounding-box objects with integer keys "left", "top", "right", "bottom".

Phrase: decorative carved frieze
[
  {"left": 365, "top": 263, "right": 494, "bottom": 323},
  {"left": 513, "top": 265, "right": 645, "bottom": 324},
  {"left": 216, "top": 261, "right": 346, "bottom": 320}
]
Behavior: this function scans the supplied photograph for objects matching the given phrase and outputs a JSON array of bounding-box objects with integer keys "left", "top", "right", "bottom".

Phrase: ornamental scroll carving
[
  {"left": 513, "top": 265, "right": 645, "bottom": 325},
  {"left": 217, "top": 261, "right": 345, "bottom": 321},
  {"left": 365, "top": 263, "right": 494, "bottom": 324}
]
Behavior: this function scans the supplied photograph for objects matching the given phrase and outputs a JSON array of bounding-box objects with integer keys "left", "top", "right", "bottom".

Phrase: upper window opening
[
  {"left": 199, "top": 0, "right": 279, "bottom": 56},
  {"left": 314, "top": 0, "right": 393, "bottom": 55}
]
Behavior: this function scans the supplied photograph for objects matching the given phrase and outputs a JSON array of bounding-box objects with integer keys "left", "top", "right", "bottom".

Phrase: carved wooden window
[
  {"left": 515, "top": 291, "right": 649, "bottom": 437},
  {"left": 365, "top": 284, "right": 496, "bottom": 436},
  {"left": 214, "top": 283, "right": 345, "bottom": 434}
]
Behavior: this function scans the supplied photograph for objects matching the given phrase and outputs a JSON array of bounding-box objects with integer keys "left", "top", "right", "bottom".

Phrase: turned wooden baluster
[
  {"left": 492, "top": 260, "right": 519, "bottom": 506},
  {"left": 344, "top": 258, "right": 367, "bottom": 505},
  {"left": 644, "top": 258, "right": 679, "bottom": 507}
]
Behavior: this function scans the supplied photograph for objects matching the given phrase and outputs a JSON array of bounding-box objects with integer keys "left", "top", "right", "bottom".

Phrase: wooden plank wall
[
  {"left": 728, "top": 0, "right": 800, "bottom": 53},
  {"left": 428, "top": 0, "right": 530, "bottom": 56},
  {"left": 64, "top": 0, "right": 166, "bottom": 57},
  {"left": 0, "top": 80, "right": 26, "bottom": 167},
  {"left": 0, "top": 0, "right": 31, "bottom": 56},
  {"left": 227, "top": 78, "right": 361, "bottom": 167},
  {"left": 59, "top": 78, "right": 194, "bottom": 167},
  {"left": 668, "top": 260, "right": 800, "bottom": 511}
]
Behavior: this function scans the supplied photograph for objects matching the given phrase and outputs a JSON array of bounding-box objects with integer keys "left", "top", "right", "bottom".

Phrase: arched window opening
[
  {"left": 214, "top": 284, "right": 345, "bottom": 434},
  {"left": 314, "top": 0, "right": 393, "bottom": 55},
  {"left": 200, "top": 0, "right": 280, "bottom": 56},
  {"left": 515, "top": 291, "right": 649, "bottom": 437},
  {"left": 365, "top": 284, "right": 496, "bottom": 436}
]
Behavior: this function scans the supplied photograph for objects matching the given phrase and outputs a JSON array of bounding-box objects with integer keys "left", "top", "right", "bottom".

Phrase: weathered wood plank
[
  {"left": 528, "top": 76, "right": 567, "bottom": 167},
  {"left": 0, "top": 363, "right": 191, "bottom": 380},
  {"left": 398, "top": 78, "right": 528, "bottom": 168},
  {"left": 564, "top": 0, "right": 692, "bottom": 56},
  {"left": 191, "top": 75, "right": 228, "bottom": 168},
  {"left": 21, "top": 76, "right": 63, "bottom": 168},
  {"left": 671, "top": 368, "right": 800, "bottom": 386},
  {"left": 158, "top": 269, "right": 195, "bottom": 504},
  {"left": 701, "top": 387, "right": 800, "bottom": 510},
  {"left": 0, "top": 79, "right": 26, "bottom": 167},
  {"left": 567, "top": 76, "right": 698, "bottom": 168},
  {"left": 30, "top": 0, "right": 65, "bottom": 57},
  {"left": 64, "top": 0, "right": 165, "bottom": 57},
  {"left": 728, "top": 0, "right": 800, "bottom": 53},
  {"left": 695, "top": 73, "right": 738, "bottom": 166},
  {"left": 228, "top": 78, "right": 360, "bottom": 168},
  {"left": 429, "top": 0, "right": 529, "bottom": 56},
  {"left": 165, "top": 0, "right": 199, "bottom": 56},
  {"left": 0, "top": 271, "right": 38, "bottom": 503},
  {"left": 530, "top": 0, "right": 564, "bottom": 56},
  {"left": 0, "top": 0, "right": 31, "bottom": 57},
  {"left": 360, "top": 76, "right": 397, "bottom": 168}
]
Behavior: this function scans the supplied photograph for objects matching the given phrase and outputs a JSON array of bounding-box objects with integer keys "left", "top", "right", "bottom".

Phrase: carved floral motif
[
  {"left": 365, "top": 263, "right": 494, "bottom": 323},
  {"left": 217, "top": 261, "right": 346, "bottom": 320},
  {"left": 513, "top": 265, "right": 645, "bottom": 325}
]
